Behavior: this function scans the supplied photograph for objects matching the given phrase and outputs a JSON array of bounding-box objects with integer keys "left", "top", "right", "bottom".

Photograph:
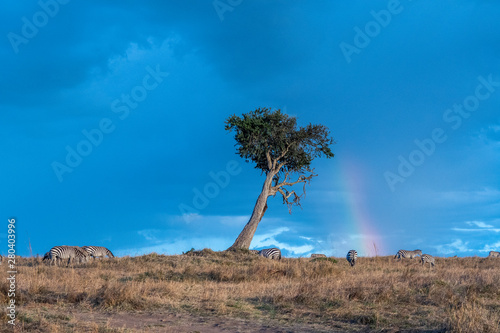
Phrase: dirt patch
[{"left": 71, "top": 310, "right": 351, "bottom": 332}]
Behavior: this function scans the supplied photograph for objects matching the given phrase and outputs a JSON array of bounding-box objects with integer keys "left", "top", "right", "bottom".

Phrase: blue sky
[{"left": 1, "top": 0, "right": 499, "bottom": 258}]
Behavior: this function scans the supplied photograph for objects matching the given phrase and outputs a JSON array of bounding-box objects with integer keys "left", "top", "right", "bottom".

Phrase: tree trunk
[{"left": 227, "top": 173, "right": 274, "bottom": 250}]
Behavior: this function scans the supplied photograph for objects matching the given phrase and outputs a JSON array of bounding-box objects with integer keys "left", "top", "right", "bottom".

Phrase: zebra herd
[
  {"left": 307, "top": 249, "right": 430, "bottom": 268},
  {"left": 394, "top": 249, "right": 436, "bottom": 268},
  {"left": 42, "top": 245, "right": 114, "bottom": 266},
  {"left": 255, "top": 248, "right": 500, "bottom": 267}
]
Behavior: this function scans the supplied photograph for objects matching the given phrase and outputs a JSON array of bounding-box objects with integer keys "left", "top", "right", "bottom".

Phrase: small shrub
[{"left": 310, "top": 257, "right": 337, "bottom": 264}]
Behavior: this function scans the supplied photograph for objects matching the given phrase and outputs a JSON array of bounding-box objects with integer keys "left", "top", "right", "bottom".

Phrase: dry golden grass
[{"left": 2, "top": 250, "right": 500, "bottom": 332}]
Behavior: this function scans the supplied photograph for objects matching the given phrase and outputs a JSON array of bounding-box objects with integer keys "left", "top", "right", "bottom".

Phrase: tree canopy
[{"left": 225, "top": 107, "right": 334, "bottom": 174}]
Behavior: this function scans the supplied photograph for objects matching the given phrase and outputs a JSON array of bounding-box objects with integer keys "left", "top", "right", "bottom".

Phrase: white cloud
[
  {"left": 132, "top": 216, "right": 331, "bottom": 257},
  {"left": 250, "top": 227, "right": 314, "bottom": 256},
  {"left": 178, "top": 213, "right": 202, "bottom": 223},
  {"left": 218, "top": 215, "right": 249, "bottom": 226},
  {"left": 480, "top": 241, "right": 500, "bottom": 252},
  {"left": 137, "top": 229, "right": 160, "bottom": 242},
  {"left": 453, "top": 220, "right": 500, "bottom": 233},
  {"left": 125, "top": 227, "right": 317, "bottom": 257},
  {"left": 116, "top": 237, "right": 232, "bottom": 257},
  {"left": 453, "top": 228, "right": 500, "bottom": 233},
  {"left": 251, "top": 227, "right": 290, "bottom": 243},
  {"left": 284, "top": 245, "right": 315, "bottom": 254},
  {"left": 313, "top": 234, "right": 352, "bottom": 257},
  {"left": 477, "top": 124, "right": 500, "bottom": 145},
  {"left": 133, "top": 220, "right": 319, "bottom": 257},
  {"left": 439, "top": 188, "right": 500, "bottom": 203},
  {"left": 435, "top": 239, "right": 473, "bottom": 255},
  {"left": 466, "top": 221, "right": 494, "bottom": 228}
]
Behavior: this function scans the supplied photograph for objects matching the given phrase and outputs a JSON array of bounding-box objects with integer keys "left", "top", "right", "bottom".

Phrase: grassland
[{"left": 1, "top": 250, "right": 499, "bottom": 332}]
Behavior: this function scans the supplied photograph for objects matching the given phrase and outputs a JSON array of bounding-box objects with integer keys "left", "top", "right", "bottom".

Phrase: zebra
[
  {"left": 258, "top": 248, "right": 281, "bottom": 260},
  {"left": 82, "top": 246, "right": 114, "bottom": 259},
  {"left": 48, "top": 246, "right": 90, "bottom": 266},
  {"left": 421, "top": 254, "right": 435, "bottom": 268},
  {"left": 488, "top": 251, "right": 500, "bottom": 258},
  {"left": 310, "top": 254, "right": 326, "bottom": 258},
  {"left": 346, "top": 250, "right": 357, "bottom": 267},
  {"left": 394, "top": 249, "right": 422, "bottom": 260}
]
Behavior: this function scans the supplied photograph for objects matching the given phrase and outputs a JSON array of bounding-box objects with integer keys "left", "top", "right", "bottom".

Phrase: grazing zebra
[
  {"left": 82, "top": 246, "right": 114, "bottom": 259},
  {"left": 488, "top": 251, "right": 500, "bottom": 258},
  {"left": 394, "top": 249, "right": 422, "bottom": 260},
  {"left": 48, "top": 246, "right": 90, "bottom": 266},
  {"left": 258, "top": 248, "right": 281, "bottom": 260},
  {"left": 311, "top": 254, "right": 326, "bottom": 258},
  {"left": 421, "top": 254, "right": 435, "bottom": 268},
  {"left": 346, "top": 250, "right": 357, "bottom": 267}
]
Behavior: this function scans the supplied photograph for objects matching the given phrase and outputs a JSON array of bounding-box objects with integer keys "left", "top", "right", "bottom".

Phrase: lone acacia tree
[{"left": 226, "top": 108, "right": 335, "bottom": 250}]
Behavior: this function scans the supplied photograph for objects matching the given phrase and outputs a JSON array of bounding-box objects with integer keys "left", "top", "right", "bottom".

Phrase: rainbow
[{"left": 337, "top": 157, "right": 384, "bottom": 257}]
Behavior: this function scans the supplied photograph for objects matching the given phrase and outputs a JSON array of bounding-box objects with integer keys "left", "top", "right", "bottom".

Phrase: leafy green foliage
[{"left": 225, "top": 108, "right": 334, "bottom": 174}]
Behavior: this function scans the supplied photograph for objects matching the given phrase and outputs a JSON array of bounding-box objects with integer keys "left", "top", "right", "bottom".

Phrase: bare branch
[
  {"left": 270, "top": 169, "right": 318, "bottom": 213},
  {"left": 273, "top": 172, "right": 316, "bottom": 190},
  {"left": 276, "top": 187, "right": 302, "bottom": 214}
]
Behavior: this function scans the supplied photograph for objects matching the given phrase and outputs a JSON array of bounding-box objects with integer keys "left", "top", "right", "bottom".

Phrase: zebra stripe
[
  {"left": 421, "top": 254, "right": 435, "bottom": 268},
  {"left": 48, "top": 246, "right": 89, "bottom": 266},
  {"left": 82, "top": 246, "right": 114, "bottom": 259},
  {"left": 394, "top": 249, "right": 422, "bottom": 260},
  {"left": 346, "top": 250, "right": 357, "bottom": 267},
  {"left": 310, "top": 254, "right": 326, "bottom": 258},
  {"left": 258, "top": 248, "right": 281, "bottom": 260},
  {"left": 488, "top": 251, "right": 500, "bottom": 258}
]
